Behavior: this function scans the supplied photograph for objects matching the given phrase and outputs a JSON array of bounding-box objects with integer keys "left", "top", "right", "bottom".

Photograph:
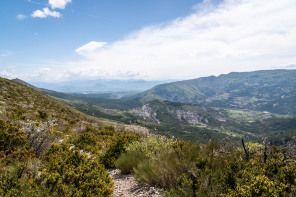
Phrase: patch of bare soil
[{"left": 108, "top": 169, "right": 164, "bottom": 197}]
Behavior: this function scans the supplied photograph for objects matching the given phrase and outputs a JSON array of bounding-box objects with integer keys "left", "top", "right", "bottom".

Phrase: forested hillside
[
  {"left": 129, "top": 100, "right": 296, "bottom": 144},
  {"left": 136, "top": 70, "right": 296, "bottom": 115}
]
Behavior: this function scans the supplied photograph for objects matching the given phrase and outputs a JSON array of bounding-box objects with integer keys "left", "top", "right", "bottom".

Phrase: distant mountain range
[
  {"left": 134, "top": 69, "right": 296, "bottom": 115},
  {"left": 30, "top": 79, "right": 174, "bottom": 94}
]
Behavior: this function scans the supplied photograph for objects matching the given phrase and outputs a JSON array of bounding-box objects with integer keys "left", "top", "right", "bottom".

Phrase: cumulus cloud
[
  {"left": 49, "top": 0, "right": 72, "bottom": 9},
  {"left": 7, "top": 0, "right": 296, "bottom": 81},
  {"left": 16, "top": 14, "right": 26, "bottom": 20},
  {"left": 31, "top": 0, "right": 71, "bottom": 19},
  {"left": 67, "top": 0, "right": 296, "bottom": 80},
  {"left": 31, "top": 7, "right": 61, "bottom": 18},
  {"left": 75, "top": 41, "right": 108, "bottom": 56}
]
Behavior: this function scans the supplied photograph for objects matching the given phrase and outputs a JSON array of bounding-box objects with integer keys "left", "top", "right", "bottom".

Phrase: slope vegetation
[
  {"left": 137, "top": 69, "right": 296, "bottom": 115},
  {"left": 129, "top": 100, "right": 296, "bottom": 144},
  {"left": 0, "top": 77, "right": 142, "bottom": 196}
]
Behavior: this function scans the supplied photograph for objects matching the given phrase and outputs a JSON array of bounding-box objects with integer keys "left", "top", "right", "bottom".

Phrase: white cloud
[
  {"left": 31, "top": 7, "right": 61, "bottom": 18},
  {"left": 7, "top": 0, "right": 296, "bottom": 81},
  {"left": 66, "top": 0, "right": 296, "bottom": 80},
  {"left": 0, "top": 68, "right": 63, "bottom": 82},
  {"left": 16, "top": 14, "right": 26, "bottom": 20},
  {"left": 30, "top": 0, "right": 71, "bottom": 19},
  {"left": 26, "top": 0, "right": 43, "bottom": 6},
  {"left": 0, "top": 71, "right": 17, "bottom": 79},
  {"left": 49, "top": 0, "right": 72, "bottom": 9},
  {"left": 75, "top": 41, "right": 108, "bottom": 56}
]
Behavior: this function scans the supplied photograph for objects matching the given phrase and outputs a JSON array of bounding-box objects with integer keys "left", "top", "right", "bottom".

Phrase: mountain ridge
[{"left": 133, "top": 69, "right": 296, "bottom": 115}]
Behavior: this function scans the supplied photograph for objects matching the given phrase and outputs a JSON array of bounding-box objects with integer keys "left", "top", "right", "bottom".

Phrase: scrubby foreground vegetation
[
  {"left": 116, "top": 136, "right": 296, "bottom": 196},
  {"left": 0, "top": 77, "right": 141, "bottom": 196},
  {"left": 2, "top": 118, "right": 295, "bottom": 196},
  {"left": 0, "top": 119, "right": 141, "bottom": 196}
]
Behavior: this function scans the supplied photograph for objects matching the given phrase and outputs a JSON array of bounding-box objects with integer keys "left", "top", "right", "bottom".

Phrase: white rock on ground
[{"left": 108, "top": 169, "right": 164, "bottom": 197}]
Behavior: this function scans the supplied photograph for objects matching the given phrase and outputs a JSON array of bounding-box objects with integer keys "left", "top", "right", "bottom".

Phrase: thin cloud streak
[
  {"left": 16, "top": 14, "right": 26, "bottom": 20},
  {"left": 75, "top": 41, "right": 108, "bottom": 56}
]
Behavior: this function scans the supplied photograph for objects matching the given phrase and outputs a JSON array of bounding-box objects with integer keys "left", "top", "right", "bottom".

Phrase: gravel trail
[{"left": 108, "top": 169, "right": 164, "bottom": 197}]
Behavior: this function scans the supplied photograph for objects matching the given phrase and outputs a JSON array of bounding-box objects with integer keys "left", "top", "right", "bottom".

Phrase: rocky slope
[{"left": 132, "top": 100, "right": 225, "bottom": 126}]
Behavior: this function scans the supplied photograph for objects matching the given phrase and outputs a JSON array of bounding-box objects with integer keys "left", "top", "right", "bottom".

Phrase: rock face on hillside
[
  {"left": 134, "top": 104, "right": 160, "bottom": 123},
  {"left": 132, "top": 100, "right": 223, "bottom": 126},
  {"left": 174, "top": 109, "right": 207, "bottom": 125}
]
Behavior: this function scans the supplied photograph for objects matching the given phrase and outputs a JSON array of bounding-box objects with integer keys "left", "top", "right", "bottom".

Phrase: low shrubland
[
  {"left": 116, "top": 136, "right": 296, "bottom": 196},
  {"left": 1, "top": 116, "right": 296, "bottom": 196},
  {"left": 0, "top": 119, "right": 139, "bottom": 196}
]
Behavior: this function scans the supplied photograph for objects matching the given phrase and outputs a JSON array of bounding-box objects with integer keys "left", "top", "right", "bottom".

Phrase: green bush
[
  {"left": 134, "top": 153, "right": 182, "bottom": 189},
  {"left": 38, "top": 110, "right": 48, "bottom": 120},
  {"left": 100, "top": 132, "right": 140, "bottom": 168},
  {"left": 115, "top": 151, "right": 145, "bottom": 174},
  {"left": 71, "top": 131, "right": 97, "bottom": 152},
  {"left": 0, "top": 119, "right": 47, "bottom": 196},
  {"left": 0, "top": 119, "right": 27, "bottom": 153},
  {"left": 40, "top": 143, "right": 113, "bottom": 196},
  {"left": 0, "top": 161, "right": 49, "bottom": 197},
  {"left": 126, "top": 136, "right": 175, "bottom": 159},
  {"left": 116, "top": 137, "right": 200, "bottom": 189}
]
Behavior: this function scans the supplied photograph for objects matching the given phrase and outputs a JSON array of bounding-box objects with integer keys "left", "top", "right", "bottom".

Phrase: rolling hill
[
  {"left": 11, "top": 75, "right": 296, "bottom": 144},
  {"left": 0, "top": 77, "right": 149, "bottom": 196},
  {"left": 135, "top": 69, "right": 296, "bottom": 115}
]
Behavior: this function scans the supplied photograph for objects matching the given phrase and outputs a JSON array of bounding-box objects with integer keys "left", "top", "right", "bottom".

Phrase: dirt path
[{"left": 108, "top": 169, "right": 164, "bottom": 197}]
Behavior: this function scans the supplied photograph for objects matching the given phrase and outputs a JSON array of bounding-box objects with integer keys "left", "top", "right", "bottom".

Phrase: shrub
[
  {"left": 0, "top": 119, "right": 27, "bottom": 153},
  {"left": 40, "top": 143, "right": 113, "bottom": 196},
  {"left": 71, "top": 131, "right": 97, "bottom": 152},
  {"left": 100, "top": 132, "right": 140, "bottom": 168},
  {"left": 115, "top": 151, "right": 145, "bottom": 174},
  {"left": 38, "top": 110, "right": 48, "bottom": 120},
  {"left": 116, "top": 137, "right": 200, "bottom": 189},
  {"left": 226, "top": 175, "right": 284, "bottom": 197},
  {"left": 126, "top": 136, "right": 175, "bottom": 159}
]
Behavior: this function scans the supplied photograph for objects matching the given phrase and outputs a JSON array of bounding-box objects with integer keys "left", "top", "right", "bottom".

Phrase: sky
[{"left": 0, "top": 0, "right": 296, "bottom": 82}]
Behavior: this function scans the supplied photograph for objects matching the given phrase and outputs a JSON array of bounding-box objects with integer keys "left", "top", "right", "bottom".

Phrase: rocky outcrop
[
  {"left": 175, "top": 109, "right": 205, "bottom": 125},
  {"left": 133, "top": 104, "right": 161, "bottom": 123}
]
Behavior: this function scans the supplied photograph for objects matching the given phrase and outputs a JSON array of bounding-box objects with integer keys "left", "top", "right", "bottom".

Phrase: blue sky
[{"left": 1, "top": 0, "right": 296, "bottom": 82}]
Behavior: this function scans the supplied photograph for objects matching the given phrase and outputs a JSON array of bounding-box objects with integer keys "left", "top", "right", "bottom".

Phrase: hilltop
[{"left": 135, "top": 69, "right": 296, "bottom": 115}]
